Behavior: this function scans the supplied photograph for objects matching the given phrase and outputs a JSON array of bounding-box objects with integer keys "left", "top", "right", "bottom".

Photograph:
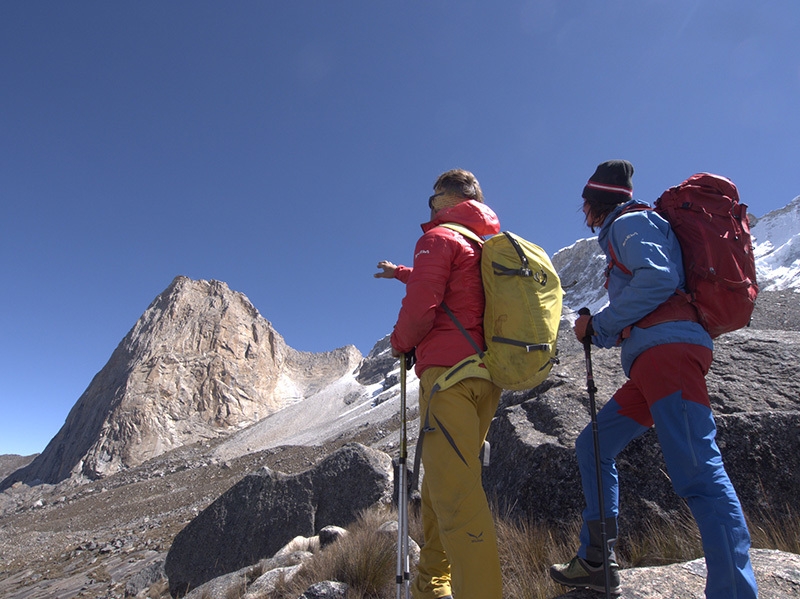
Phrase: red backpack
[{"left": 633, "top": 173, "right": 759, "bottom": 338}]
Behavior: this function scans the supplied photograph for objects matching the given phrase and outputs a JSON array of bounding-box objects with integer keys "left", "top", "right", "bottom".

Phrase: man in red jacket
[{"left": 374, "top": 169, "right": 503, "bottom": 599}]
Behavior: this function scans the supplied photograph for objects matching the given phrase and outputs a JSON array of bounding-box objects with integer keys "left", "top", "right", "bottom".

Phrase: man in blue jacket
[{"left": 549, "top": 160, "right": 758, "bottom": 598}]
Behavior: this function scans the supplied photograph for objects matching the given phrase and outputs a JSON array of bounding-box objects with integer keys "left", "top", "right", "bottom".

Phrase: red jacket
[{"left": 390, "top": 200, "right": 501, "bottom": 376}]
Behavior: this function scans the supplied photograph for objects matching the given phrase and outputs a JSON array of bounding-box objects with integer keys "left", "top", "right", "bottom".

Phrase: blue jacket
[{"left": 592, "top": 199, "right": 712, "bottom": 376}]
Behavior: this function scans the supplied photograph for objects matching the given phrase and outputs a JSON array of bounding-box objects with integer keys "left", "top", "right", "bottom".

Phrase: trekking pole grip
[{"left": 578, "top": 307, "right": 593, "bottom": 349}]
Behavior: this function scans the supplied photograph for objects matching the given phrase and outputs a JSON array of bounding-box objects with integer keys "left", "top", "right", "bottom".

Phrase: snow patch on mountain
[
  {"left": 750, "top": 196, "right": 800, "bottom": 291},
  {"left": 211, "top": 338, "right": 420, "bottom": 461},
  {"left": 551, "top": 237, "right": 608, "bottom": 316}
]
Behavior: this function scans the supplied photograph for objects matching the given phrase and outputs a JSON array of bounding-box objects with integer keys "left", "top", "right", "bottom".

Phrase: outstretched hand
[{"left": 373, "top": 260, "right": 397, "bottom": 279}]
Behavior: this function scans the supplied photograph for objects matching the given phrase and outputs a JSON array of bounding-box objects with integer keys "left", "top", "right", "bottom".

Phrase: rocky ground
[
  {"left": 1, "top": 290, "right": 796, "bottom": 599},
  {"left": 748, "top": 289, "right": 800, "bottom": 331},
  {"left": 0, "top": 429, "right": 386, "bottom": 599}
]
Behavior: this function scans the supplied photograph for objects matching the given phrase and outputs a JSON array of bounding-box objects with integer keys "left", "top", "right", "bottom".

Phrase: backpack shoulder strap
[
  {"left": 437, "top": 223, "right": 487, "bottom": 356},
  {"left": 442, "top": 302, "right": 485, "bottom": 358},
  {"left": 438, "top": 222, "right": 485, "bottom": 246},
  {"left": 603, "top": 204, "right": 652, "bottom": 282},
  {"left": 606, "top": 241, "right": 632, "bottom": 276}
]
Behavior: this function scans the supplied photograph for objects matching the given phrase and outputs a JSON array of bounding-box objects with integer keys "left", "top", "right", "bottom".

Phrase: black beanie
[{"left": 582, "top": 160, "right": 634, "bottom": 208}]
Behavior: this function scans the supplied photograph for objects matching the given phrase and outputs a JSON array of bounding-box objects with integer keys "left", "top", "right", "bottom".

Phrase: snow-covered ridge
[{"left": 751, "top": 196, "right": 800, "bottom": 291}]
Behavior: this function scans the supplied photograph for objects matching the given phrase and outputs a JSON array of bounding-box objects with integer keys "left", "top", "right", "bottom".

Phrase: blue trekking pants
[{"left": 575, "top": 343, "right": 758, "bottom": 599}]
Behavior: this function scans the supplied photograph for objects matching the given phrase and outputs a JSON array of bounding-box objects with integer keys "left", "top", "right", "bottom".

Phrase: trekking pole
[
  {"left": 396, "top": 354, "right": 410, "bottom": 599},
  {"left": 578, "top": 307, "right": 612, "bottom": 599}
]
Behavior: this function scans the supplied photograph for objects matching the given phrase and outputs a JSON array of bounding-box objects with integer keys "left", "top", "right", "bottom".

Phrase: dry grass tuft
[
  {"left": 495, "top": 515, "right": 580, "bottom": 599},
  {"left": 249, "top": 503, "right": 799, "bottom": 599},
  {"left": 616, "top": 507, "right": 703, "bottom": 568},
  {"left": 270, "top": 506, "right": 400, "bottom": 599},
  {"left": 748, "top": 505, "right": 800, "bottom": 554},
  {"left": 224, "top": 579, "right": 247, "bottom": 599}
]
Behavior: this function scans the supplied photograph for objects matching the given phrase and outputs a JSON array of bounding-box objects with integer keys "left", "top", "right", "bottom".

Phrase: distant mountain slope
[
  {"left": 0, "top": 454, "right": 36, "bottom": 482},
  {"left": 1, "top": 277, "right": 361, "bottom": 489},
  {"left": 752, "top": 196, "right": 800, "bottom": 290}
]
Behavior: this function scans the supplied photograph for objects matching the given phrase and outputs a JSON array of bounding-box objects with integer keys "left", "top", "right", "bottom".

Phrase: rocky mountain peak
[
  {"left": 124, "top": 275, "right": 264, "bottom": 361},
  {"left": 2, "top": 276, "right": 361, "bottom": 488}
]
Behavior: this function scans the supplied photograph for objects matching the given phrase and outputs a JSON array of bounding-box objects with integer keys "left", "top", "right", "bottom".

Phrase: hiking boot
[{"left": 549, "top": 556, "right": 621, "bottom": 595}]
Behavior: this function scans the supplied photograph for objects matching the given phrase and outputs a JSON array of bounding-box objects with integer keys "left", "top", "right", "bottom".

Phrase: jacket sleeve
[
  {"left": 592, "top": 213, "right": 681, "bottom": 348},
  {"left": 394, "top": 265, "right": 412, "bottom": 284},
  {"left": 390, "top": 231, "right": 456, "bottom": 353}
]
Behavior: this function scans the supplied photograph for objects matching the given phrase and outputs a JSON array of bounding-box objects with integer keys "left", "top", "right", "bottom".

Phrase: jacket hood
[{"left": 422, "top": 200, "right": 501, "bottom": 237}]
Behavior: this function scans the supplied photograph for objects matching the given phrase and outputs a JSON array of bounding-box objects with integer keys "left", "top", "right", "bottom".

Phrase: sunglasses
[{"left": 428, "top": 192, "right": 445, "bottom": 209}]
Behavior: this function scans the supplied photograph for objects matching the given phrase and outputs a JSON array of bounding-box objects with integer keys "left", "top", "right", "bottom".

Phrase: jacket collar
[{"left": 422, "top": 200, "right": 501, "bottom": 237}]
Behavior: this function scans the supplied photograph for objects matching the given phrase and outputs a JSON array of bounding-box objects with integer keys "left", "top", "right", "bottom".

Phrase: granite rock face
[{"left": 2, "top": 276, "right": 361, "bottom": 487}]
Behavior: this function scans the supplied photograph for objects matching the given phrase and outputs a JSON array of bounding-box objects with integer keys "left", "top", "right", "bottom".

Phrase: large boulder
[
  {"left": 165, "top": 443, "right": 393, "bottom": 597},
  {"left": 484, "top": 318, "right": 800, "bottom": 533}
]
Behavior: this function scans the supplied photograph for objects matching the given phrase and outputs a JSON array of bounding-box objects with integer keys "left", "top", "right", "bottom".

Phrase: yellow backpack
[{"left": 438, "top": 223, "right": 563, "bottom": 391}]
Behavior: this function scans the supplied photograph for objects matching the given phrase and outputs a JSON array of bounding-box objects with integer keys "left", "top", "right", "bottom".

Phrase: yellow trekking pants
[{"left": 411, "top": 367, "right": 503, "bottom": 599}]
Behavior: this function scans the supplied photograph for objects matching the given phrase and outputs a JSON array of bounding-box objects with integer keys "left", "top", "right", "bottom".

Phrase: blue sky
[{"left": 1, "top": 1, "right": 798, "bottom": 456}]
